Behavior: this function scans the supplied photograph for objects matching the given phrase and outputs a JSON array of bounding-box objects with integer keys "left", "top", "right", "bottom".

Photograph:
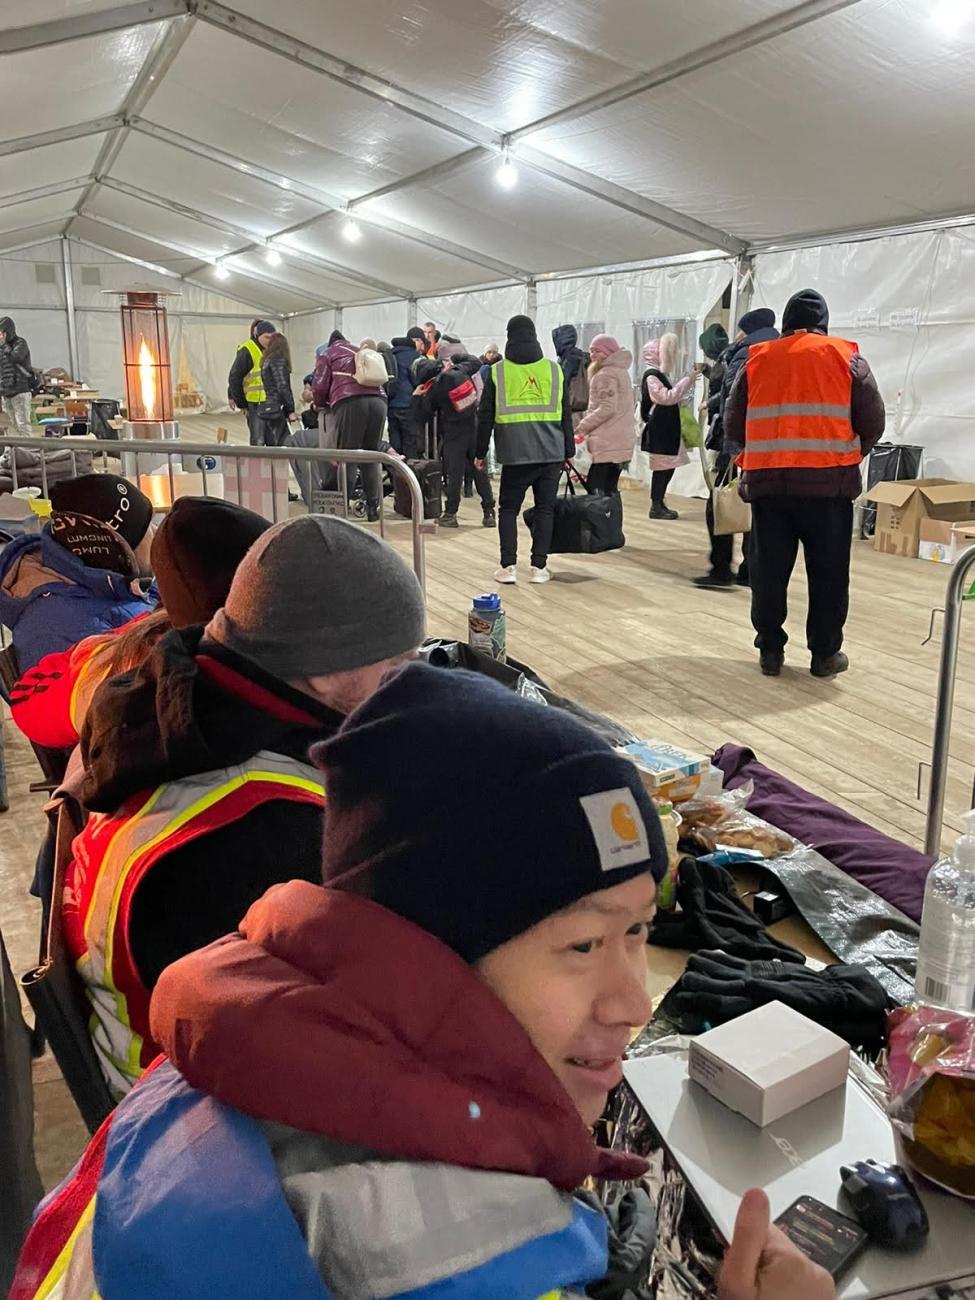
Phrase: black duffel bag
[{"left": 524, "top": 464, "right": 625, "bottom": 555}]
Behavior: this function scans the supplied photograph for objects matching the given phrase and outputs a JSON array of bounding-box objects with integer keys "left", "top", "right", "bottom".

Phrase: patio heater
[{"left": 105, "top": 287, "right": 180, "bottom": 479}]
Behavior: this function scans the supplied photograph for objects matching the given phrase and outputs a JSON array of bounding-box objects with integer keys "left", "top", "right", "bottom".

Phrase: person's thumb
[{"left": 719, "top": 1189, "right": 771, "bottom": 1300}]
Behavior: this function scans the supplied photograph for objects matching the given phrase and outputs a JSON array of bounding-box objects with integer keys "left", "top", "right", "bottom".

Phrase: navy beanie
[
  {"left": 314, "top": 662, "right": 667, "bottom": 963},
  {"left": 737, "top": 308, "right": 776, "bottom": 336}
]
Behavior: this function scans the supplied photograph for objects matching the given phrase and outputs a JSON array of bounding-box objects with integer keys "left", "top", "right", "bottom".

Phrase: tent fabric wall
[
  {"left": 284, "top": 310, "right": 338, "bottom": 378},
  {"left": 418, "top": 286, "right": 528, "bottom": 359},
  {"left": 751, "top": 228, "right": 975, "bottom": 480},
  {"left": 341, "top": 302, "right": 409, "bottom": 349}
]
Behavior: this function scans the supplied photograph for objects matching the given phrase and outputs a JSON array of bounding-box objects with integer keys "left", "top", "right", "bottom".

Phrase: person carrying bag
[{"left": 524, "top": 462, "right": 624, "bottom": 556}]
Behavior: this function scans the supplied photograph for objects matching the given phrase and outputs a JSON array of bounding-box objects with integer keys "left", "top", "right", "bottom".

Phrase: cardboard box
[
  {"left": 866, "top": 479, "right": 975, "bottom": 558},
  {"left": 918, "top": 518, "right": 975, "bottom": 565},
  {"left": 618, "top": 740, "right": 709, "bottom": 802},
  {"left": 688, "top": 1001, "right": 849, "bottom": 1127}
]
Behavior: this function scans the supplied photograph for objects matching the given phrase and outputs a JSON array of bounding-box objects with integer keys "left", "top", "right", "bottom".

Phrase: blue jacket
[
  {"left": 0, "top": 530, "right": 155, "bottom": 672},
  {"left": 388, "top": 339, "right": 421, "bottom": 410},
  {"left": 13, "top": 1061, "right": 610, "bottom": 1300}
]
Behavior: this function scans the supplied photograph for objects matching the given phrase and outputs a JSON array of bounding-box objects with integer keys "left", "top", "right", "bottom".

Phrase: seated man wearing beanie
[
  {"left": 0, "top": 473, "right": 156, "bottom": 672},
  {"left": 10, "top": 495, "right": 271, "bottom": 751},
  {"left": 13, "top": 664, "right": 834, "bottom": 1300},
  {"left": 62, "top": 514, "right": 426, "bottom": 1096}
]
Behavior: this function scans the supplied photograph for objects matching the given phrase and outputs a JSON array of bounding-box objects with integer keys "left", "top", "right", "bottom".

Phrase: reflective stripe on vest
[
  {"left": 241, "top": 338, "right": 266, "bottom": 404},
  {"left": 742, "top": 333, "right": 860, "bottom": 471},
  {"left": 72, "top": 752, "right": 323, "bottom": 1095},
  {"left": 495, "top": 358, "right": 563, "bottom": 422}
]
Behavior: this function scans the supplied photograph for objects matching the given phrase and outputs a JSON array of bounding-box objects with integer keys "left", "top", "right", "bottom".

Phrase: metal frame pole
[
  {"left": 925, "top": 545, "right": 975, "bottom": 855},
  {"left": 61, "top": 237, "right": 80, "bottom": 379}
]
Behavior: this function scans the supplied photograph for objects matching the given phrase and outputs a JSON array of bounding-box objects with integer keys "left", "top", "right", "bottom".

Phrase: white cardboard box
[{"left": 688, "top": 1001, "right": 849, "bottom": 1126}]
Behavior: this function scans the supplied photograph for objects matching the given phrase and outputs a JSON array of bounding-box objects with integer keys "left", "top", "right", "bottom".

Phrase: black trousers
[
  {"left": 334, "top": 395, "right": 387, "bottom": 509},
  {"left": 750, "top": 495, "right": 853, "bottom": 657},
  {"left": 245, "top": 404, "right": 264, "bottom": 446},
  {"left": 498, "top": 461, "right": 563, "bottom": 568},
  {"left": 386, "top": 408, "right": 418, "bottom": 460},
  {"left": 586, "top": 462, "right": 624, "bottom": 495},
  {"left": 706, "top": 453, "right": 749, "bottom": 579},
  {"left": 442, "top": 428, "right": 494, "bottom": 513}
]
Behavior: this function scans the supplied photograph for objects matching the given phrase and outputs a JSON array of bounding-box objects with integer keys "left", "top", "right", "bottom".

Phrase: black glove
[
  {"left": 661, "top": 951, "right": 892, "bottom": 1051},
  {"left": 649, "top": 858, "right": 805, "bottom": 964},
  {"left": 580, "top": 1187, "right": 656, "bottom": 1300}
]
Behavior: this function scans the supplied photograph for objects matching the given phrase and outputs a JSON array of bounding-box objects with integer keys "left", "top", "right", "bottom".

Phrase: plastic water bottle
[
  {"left": 468, "top": 593, "right": 506, "bottom": 663},
  {"left": 915, "top": 810, "right": 975, "bottom": 1013}
]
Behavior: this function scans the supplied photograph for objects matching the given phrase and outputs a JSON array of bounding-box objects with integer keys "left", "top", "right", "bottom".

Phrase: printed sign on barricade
[
  {"left": 223, "top": 455, "right": 290, "bottom": 521},
  {"left": 311, "top": 489, "right": 348, "bottom": 518}
]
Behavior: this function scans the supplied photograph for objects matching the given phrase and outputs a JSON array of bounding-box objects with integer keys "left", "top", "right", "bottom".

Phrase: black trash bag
[
  {"left": 861, "top": 442, "right": 923, "bottom": 538},
  {"left": 418, "top": 639, "right": 639, "bottom": 749}
]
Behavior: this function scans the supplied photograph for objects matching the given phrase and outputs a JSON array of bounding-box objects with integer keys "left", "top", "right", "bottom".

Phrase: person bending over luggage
[
  {"left": 62, "top": 515, "right": 425, "bottom": 1096},
  {"left": 11, "top": 660, "right": 835, "bottom": 1300},
  {"left": 420, "top": 349, "right": 495, "bottom": 530},
  {"left": 476, "top": 313, "right": 575, "bottom": 586},
  {"left": 575, "top": 334, "right": 637, "bottom": 496},
  {"left": 0, "top": 473, "right": 157, "bottom": 673}
]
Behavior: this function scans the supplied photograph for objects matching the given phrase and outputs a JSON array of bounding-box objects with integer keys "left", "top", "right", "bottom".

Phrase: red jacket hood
[{"left": 150, "top": 881, "right": 647, "bottom": 1191}]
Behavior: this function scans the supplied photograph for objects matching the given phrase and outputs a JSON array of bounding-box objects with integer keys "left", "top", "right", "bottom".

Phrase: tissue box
[{"left": 689, "top": 1001, "right": 850, "bottom": 1127}]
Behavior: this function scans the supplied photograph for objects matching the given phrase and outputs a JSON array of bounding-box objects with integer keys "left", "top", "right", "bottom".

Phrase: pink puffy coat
[{"left": 576, "top": 348, "right": 636, "bottom": 464}]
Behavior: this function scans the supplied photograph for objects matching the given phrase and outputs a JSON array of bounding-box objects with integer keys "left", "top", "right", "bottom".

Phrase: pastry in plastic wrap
[
  {"left": 678, "top": 782, "right": 797, "bottom": 858},
  {"left": 887, "top": 1003, "right": 975, "bottom": 1198}
]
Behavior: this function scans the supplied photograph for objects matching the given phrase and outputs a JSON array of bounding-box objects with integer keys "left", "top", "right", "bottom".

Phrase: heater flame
[{"left": 138, "top": 337, "right": 157, "bottom": 419}]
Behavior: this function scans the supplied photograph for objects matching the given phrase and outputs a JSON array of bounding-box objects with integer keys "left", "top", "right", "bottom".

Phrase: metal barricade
[
  {"left": 0, "top": 436, "right": 428, "bottom": 591},
  {"left": 925, "top": 544, "right": 975, "bottom": 855}
]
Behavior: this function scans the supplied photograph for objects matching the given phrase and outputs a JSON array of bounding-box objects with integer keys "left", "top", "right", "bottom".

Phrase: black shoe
[
  {"left": 439, "top": 512, "right": 459, "bottom": 529},
  {"left": 649, "top": 505, "right": 679, "bottom": 520},
  {"left": 810, "top": 651, "right": 849, "bottom": 678},
  {"left": 366, "top": 507, "right": 381, "bottom": 523},
  {"left": 735, "top": 569, "right": 750, "bottom": 587},
  {"left": 692, "top": 571, "right": 735, "bottom": 590},
  {"left": 482, "top": 508, "right": 497, "bottom": 528},
  {"left": 760, "top": 650, "right": 784, "bottom": 677}
]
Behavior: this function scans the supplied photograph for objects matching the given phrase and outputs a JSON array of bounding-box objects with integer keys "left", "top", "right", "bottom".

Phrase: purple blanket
[{"left": 713, "top": 745, "right": 933, "bottom": 923}]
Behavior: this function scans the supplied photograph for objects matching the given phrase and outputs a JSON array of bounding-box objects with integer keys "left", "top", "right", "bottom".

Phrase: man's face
[
  {"left": 132, "top": 522, "right": 157, "bottom": 579},
  {"left": 257, "top": 331, "right": 274, "bottom": 348},
  {"left": 424, "top": 324, "right": 436, "bottom": 343},
  {"left": 735, "top": 329, "right": 746, "bottom": 343},
  {"left": 477, "top": 874, "right": 655, "bottom": 1126},
  {"left": 0, "top": 330, "right": 6, "bottom": 344},
  {"left": 413, "top": 336, "right": 426, "bottom": 352}
]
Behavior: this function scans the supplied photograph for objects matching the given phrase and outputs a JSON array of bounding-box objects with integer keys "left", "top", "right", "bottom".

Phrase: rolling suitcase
[{"left": 393, "top": 459, "right": 443, "bottom": 519}]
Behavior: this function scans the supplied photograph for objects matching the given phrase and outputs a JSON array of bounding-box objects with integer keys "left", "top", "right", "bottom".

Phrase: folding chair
[{"left": 21, "top": 797, "right": 114, "bottom": 1135}]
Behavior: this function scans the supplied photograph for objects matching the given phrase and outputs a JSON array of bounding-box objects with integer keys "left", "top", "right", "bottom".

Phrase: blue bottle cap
[{"left": 473, "top": 593, "right": 501, "bottom": 612}]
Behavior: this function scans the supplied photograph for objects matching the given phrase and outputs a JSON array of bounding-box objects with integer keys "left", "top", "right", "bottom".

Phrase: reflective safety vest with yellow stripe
[
  {"left": 493, "top": 357, "right": 566, "bottom": 466},
  {"left": 240, "top": 338, "right": 267, "bottom": 404},
  {"left": 741, "top": 331, "right": 861, "bottom": 471},
  {"left": 63, "top": 752, "right": 324, "bottom": 1096}
]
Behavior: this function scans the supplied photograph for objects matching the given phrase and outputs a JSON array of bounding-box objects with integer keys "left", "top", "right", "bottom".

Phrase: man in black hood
[
  {"left": 725, "top": 289, "right": 886, "bottom": 678},
  {"left": 476, "top": 315, "right": 575, "bottom": 585},
  {"left": 552, "top": 324, "right": 591, "bottom": 426},
  {"left": 694, "top": 310, "right": 778, "bottom": 591},
  {"left": 0, "top": 316, "right": 34, "bottom": 437}
]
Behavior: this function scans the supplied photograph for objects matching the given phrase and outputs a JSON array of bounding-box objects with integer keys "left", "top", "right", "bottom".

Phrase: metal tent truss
[{"left": 2, "top": 0, "right": 973, "bottom": 313}]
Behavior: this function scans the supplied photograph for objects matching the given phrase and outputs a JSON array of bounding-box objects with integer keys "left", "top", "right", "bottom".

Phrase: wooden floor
[{"left": 2, "top": 411, "right": 971, "bottom": 1188}]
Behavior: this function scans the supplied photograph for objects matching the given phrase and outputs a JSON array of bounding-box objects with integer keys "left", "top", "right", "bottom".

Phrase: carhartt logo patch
[{"left": 579, "top": 788, "right": 650, "bottom": 872}]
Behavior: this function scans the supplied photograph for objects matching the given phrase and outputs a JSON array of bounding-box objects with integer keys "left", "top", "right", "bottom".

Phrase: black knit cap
[
  {"left": 506, "top": 314, "right": 537, "bottom": 342},
  {"left": 737, "top": 308, "right": 776, "bottom": 336},
  {"left": 314, "top": 662, "right": 667, "bottom": 963},
  {"left": 406, "top": 326, "right": 426, "bottom": 344},
  {"left": 50, "top": 473, "right": 153, "bottom": 550},
  {"left": 782, "top": 289, "right": 829, "bottom": 334},
  {"left": 150, "top": 496, "right": 270, "bottom": 628}
]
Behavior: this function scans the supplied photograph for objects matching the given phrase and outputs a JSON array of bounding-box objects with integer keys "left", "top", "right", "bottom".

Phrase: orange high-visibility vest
[{"left": 742, "top": 332, "right": 861, "bottom": 471}]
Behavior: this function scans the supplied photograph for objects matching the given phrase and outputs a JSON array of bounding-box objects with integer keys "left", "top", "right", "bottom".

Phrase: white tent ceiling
[{"left": 2, "top": 0, "right": 975, "bottom": 311}]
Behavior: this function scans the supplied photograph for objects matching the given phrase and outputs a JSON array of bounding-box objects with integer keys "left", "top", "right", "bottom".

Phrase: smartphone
[{"left": 775, "top": 1195, "right": 869, "bottom": 1280}]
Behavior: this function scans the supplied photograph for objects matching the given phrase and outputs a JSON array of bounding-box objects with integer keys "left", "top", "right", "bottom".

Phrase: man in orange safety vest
[{"left": 724, "top": 288, "right": 885, "bottom": 680}]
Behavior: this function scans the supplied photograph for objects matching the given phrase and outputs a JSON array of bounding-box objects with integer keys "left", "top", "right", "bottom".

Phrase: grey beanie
[{"left": 204, "top": 515, "right": 425, "bottom": 679}]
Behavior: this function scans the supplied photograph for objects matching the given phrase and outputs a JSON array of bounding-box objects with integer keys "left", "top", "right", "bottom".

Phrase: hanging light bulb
[
  {"left": 496, "top": 146, "right": 518, "bottom": 190},
  {"left": 265, "top": 244, "right": 283, "bottom": 268},
  {"left": 214, "top": 261, "right": 230, "bottom": 281},
  {"left": 934, "top": 0, "right": 973, "bottom": 32},
  {"left": 342, "top": 215, "right": 362, "bottom": 243}
]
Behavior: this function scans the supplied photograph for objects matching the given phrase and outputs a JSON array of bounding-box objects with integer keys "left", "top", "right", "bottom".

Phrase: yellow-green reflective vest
[
  {"left": 241, "top": 338, "right": 266, "bottom": 404},
  {"left": 493, "top": 358, "right": 565, "bottom": 465}
]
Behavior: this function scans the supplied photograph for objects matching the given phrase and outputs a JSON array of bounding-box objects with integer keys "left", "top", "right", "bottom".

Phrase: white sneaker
[
  {"left": 529, "top": 566, "right": 551, "bottom": 585},
  {"left": 494, "top": 565, "right": 518, "bottom": 584}
]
